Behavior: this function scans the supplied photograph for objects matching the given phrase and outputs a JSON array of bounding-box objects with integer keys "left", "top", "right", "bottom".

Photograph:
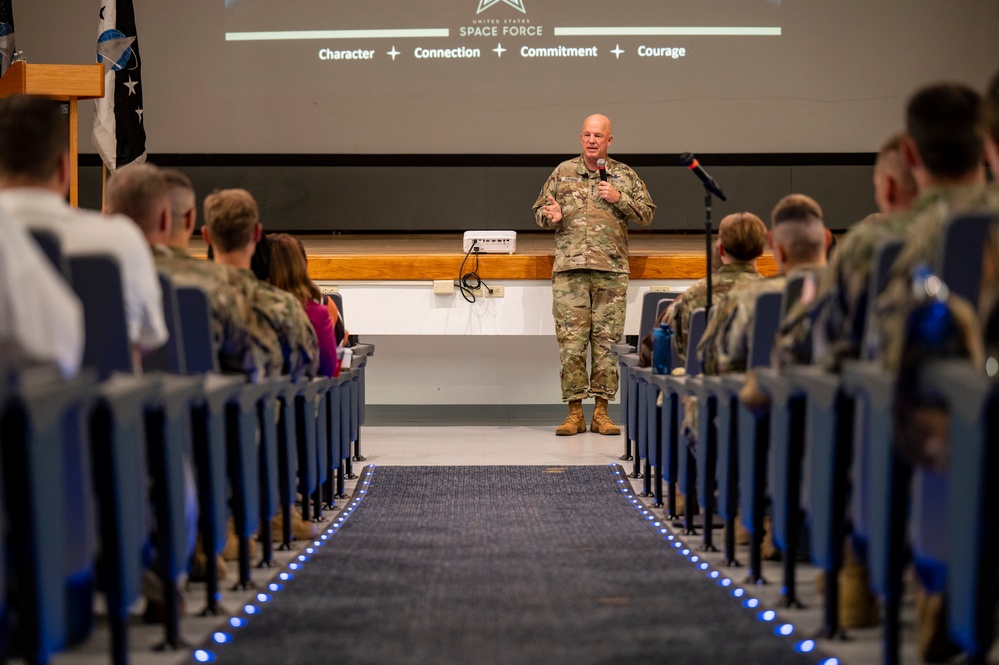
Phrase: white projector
[{"left": 463, "top": 230, "right": 517, "bottom": 254}]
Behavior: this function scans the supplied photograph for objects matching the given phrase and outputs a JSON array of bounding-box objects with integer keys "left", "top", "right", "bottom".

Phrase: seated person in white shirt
[
  {"left": 0, "top": 95, "right": 167, "bottom": 370},
  {"left": 0, "top": 206, "right": 85, "bottom": 378}
]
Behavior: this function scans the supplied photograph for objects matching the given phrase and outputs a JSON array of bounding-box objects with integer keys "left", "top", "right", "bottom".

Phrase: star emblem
[
  {"left": 611, "top": 44, "right": 624, "bottom": 59},
  {"left": 97, "top": 33, "right": 135, "bottom": 72},
  {"left": 493, "top": 43, "right": 506, "bottom": 57},
  {"left": 123, "top": 77, "right": 139, "bottom": 95},
  {"left": 476, "top": 0, "right": 526, "bottom": 15},
  {"left": 387, "top": 46, "right": 400, "bottom": 61},
  {"left": 135, "top": 107, "right": 143, "bottom": 124}
]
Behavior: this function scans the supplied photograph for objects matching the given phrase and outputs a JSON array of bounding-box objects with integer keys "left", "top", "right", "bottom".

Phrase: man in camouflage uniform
[
  {"left": 202, "top": 188, "right": 319, "bottom": 381},
  {"left": 533, "top": 114, "right": 655, "bottom": 436},
  {"left": 876, "top": 83, "right": 995, "bottom": 373},
  {"left": 699, "top": 195, "right": 828, "bottom": 375},
  {"left": 773, "top": 134, "right": 916, "bottom": 371},
  {"left": 636, "top": 212, "right": 766, "bottom": 455},
  {"left": 639, "top": 212, "right": 767, "bottom": 367},
  {"left": 158, "top": 169, "right": 285, "bottom": 378},
  {"left": 107, "top": 164, "right": 285, "bottom": 379}
]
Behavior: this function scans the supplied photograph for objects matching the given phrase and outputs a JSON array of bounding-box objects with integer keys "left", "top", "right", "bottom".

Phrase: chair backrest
[
  {"left": 779, "top": 273, "right": 807, "bottom": 320},
  {"left": 175, "top": 285, "right": 220, "bottom": 374},
  {"left": 639, "top": 290, "right": 677, "bottom": 340},
  {"left": 685, "top": 307, "right": 707, "bottom": 375},
  {"left": 936, "top": 211, "right": 997, "bottom": 305},
  {"left": 747, "top": 291, "right": 783, "bottom": 369},
  {"left": 68, "top": 254, "right": 132, "bottom": 379},
  {"left": 29, "top": 229, "right": 70, "bottom": 279},
  {"left": 329, "top": 292, "right": 344, "bottom": 322},
  {"left": 143, "top": 273, "right": 186, "bottom": 374},
  {"left": 860, "top": 238, "right": 904, "bottom": 360}
]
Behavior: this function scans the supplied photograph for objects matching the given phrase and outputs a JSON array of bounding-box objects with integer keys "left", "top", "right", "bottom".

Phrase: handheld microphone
[
  {"left": 680, "top": 152, "right": 726, "bottom": 201},
  {"left": 597, "top": 158, "right": 608, "bottom": 182}
]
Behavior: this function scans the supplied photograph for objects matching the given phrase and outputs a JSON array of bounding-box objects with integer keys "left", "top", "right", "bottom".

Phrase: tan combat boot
[
  {"left": 555, "top": 400, "right": 586, "bottom": 436},
  {"left": 590, "top": 396, "right": 621, "bottom": 435}
]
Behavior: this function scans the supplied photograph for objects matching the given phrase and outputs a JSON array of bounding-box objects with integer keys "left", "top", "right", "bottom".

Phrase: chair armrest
[
  {"left": 612, "top": 343, "right": 637, "bottom": 356},
  {"left": 753, "top": 367, "right": 798, "bottom": 406},
  {"left": 840, "top": 360, "right": 894, "bottom": 412},
  {"left": 352, "top": 343, "right": 375, "bottom": 358},
  {"left": 786, "top": 365, "right": 841, "bottom": 409}
]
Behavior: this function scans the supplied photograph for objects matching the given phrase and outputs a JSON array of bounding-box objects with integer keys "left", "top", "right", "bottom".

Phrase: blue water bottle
[{"left": 652, "top": 322, "right": 673, "bottom": 375}]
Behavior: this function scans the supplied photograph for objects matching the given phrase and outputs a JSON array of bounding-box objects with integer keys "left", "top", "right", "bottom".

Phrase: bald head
[
  {"left": 105, "top": 162, "right": 171, "bottom": 245},
  {"left": 580, "top": 114, "right": 613, "bottom": 170}
]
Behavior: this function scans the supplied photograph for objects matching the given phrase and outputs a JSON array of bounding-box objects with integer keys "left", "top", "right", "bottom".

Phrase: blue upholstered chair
[
  {"left": 611, "top": 290, "right": 676, "bottom": 463},
  {"left": 89, "top": 374, "right": 160, "bottom": 665},
  {"left": 329, "top": 292, "right": 374, "bottom": 464},
  {"left": 920, "top": 360, "right": 999, "bottom": 662},
  {"left": 661, "top": 307, "right": 707, "bottom": 534},
  {"left": 28, "top": 228, "right": 69, "bottom": 279},
  {"left": 174, "top": 285, "right": 219, "bottom": 375},
  {"left": 144, "top": 273, "right": 186, "bottom": 374},
  {"left": 68, "top": 254, "right": 132, "bottom": 379},
  {"left": 0, "top": 367, "right": 96, "bottom": 664}
]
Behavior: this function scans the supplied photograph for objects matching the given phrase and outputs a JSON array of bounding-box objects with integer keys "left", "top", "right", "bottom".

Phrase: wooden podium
[{"left": 0, "top": 61, "right": 104, "bottom": 206}]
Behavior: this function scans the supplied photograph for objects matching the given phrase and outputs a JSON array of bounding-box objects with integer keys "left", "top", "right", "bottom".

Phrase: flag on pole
[
  {"left": 0, "top": 0, "right": 15, "bottom": 77},
  {"left": 92, "top": 0, "right": 146, "bottom": 172}
]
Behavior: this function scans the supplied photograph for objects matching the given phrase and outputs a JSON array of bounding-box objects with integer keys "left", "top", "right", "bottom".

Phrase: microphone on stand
[
  {"left": 679, "top": 152, "right": 726, "bottom": 201},
  {"left": 597, "top": 158, "right": 608, "bottom": 182}
]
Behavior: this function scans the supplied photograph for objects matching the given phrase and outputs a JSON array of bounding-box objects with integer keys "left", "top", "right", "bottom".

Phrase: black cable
[{"left": 457, "top": 241, "right": 493, "bottom": 303}]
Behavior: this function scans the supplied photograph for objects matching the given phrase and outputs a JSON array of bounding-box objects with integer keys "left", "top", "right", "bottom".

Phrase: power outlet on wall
[{"left": 433, "top": 280, "right": 455, "bottom": 295}]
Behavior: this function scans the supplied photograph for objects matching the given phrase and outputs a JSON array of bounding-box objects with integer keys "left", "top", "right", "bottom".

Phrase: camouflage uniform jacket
[
  {"left": 875, "top": 183, "right": 997, "bottom": 371},
  {"left": 701, "top": 264, "right": 825, "bottom": 374},
  {"left": 241, "top": 270, "right": 320, "bottom": 381},
  {"left": 533, "top": 156, "right": 655, "bottom": 274},
  {"left": 640, "top": 263, "right": 762, "bottom": 366},
  {"left": 153, "top": 246, "right": 282, "bottom": 379},
  {"left": 774, "top": 212, "right": 910, "bottom": 371}
]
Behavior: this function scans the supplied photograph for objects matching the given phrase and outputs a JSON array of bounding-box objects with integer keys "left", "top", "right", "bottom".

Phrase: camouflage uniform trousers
[{"left": 552, "top": 269, "right": 627, "bottom": 402}]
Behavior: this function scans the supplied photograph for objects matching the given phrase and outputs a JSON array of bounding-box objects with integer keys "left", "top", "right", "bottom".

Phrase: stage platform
[{"left": 193, "top": 232, "right": 778, "bottom": 281}]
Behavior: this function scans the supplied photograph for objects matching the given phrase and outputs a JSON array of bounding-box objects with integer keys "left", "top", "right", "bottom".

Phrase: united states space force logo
[{"left": 476, "top": 0, "right": 526, "bottom": 14}]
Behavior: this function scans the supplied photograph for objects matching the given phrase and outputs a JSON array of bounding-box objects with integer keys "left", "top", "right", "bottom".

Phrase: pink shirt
[{"left": 305, "top": 298, "right": 339, "bottom": 377}]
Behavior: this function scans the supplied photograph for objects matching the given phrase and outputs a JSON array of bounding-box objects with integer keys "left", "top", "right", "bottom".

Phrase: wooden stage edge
[{"left": 191, "top": 232, "right": 779, "bottom": 282}]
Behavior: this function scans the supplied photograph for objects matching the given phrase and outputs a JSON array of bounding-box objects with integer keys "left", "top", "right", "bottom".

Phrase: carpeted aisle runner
[{"left": 192, "top": 466, "right": 824, "bottom": 665}]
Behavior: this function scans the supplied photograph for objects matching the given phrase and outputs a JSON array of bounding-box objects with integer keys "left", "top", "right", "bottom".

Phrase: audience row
[
  {"left": 624, "top": 75, "right": 999, "bottom": 664},
  {"left": 0, "top": 94, "right": 371, "bottom": 664}
]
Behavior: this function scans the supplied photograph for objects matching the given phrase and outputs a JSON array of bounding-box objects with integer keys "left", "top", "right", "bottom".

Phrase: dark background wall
[{"left": 79, "top": 154, "right": 876, "bottom": 233}]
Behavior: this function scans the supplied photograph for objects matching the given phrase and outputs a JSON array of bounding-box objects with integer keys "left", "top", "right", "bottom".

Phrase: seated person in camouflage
[
  {"left": 164, "top": 169, "right": 285, "bottom": 377},
  {"left": 778, "top": 84, "right": 989, "bottom": 376},
  {"left": 699, "top": 194, "right": 829, "bottom": 374},
  {"left": 106, "top": 164, "right": 281, "bottom": 379},
  {"left": 201, "top": 188, "right": 319, "bottom": 380},
  {"left": 772, "top": 134, "right": 917, "bottom": 370},
  {"left": 874, "top": 82, "right": 995, "bottom": 373},
  {"left": 639, "top": 212, "right": 767, "bottom": 367}
]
